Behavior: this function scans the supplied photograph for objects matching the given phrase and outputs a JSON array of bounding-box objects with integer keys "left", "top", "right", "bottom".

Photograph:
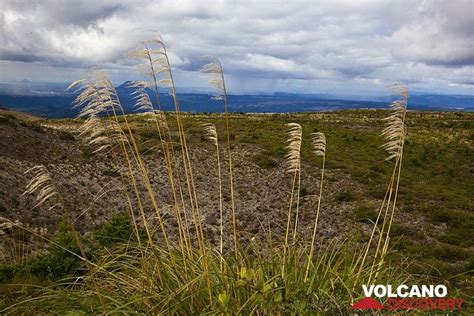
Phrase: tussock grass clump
[{"left": 1, "top": 235, "right": 418, "bottom": 314}]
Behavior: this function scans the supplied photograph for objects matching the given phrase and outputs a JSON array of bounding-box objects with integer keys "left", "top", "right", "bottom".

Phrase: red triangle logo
[{"left": 352, "top": 297, "right": 384, "bottom": 310}]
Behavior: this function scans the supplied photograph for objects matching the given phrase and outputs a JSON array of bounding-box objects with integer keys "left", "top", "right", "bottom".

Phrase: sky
[{"left": 0, "top": 0, "right": 473, "bottom": 95}]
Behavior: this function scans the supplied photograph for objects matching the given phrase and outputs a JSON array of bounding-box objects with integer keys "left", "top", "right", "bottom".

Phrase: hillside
[{"left": 1, "top": 109, "right": 473, "bottom": 312}]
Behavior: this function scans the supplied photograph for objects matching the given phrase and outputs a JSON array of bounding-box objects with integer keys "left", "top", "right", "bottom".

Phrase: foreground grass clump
[{"left": 1, "top": 235, "right": 419, "bottom": 314}]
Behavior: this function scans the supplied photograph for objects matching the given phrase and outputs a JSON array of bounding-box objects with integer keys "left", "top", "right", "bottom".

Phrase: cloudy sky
[{"left": 0, "top": 0, "right": 473, "bottom": 95}]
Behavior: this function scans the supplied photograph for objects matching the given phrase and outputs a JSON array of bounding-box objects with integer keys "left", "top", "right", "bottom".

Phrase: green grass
[
  {"left": 334, "top": 190, "right": 356, "bottom": 202},
  {"left": 101, "top": 168, "right": 120, "bottom": 178},
  {"left": 1, "top": 217, "right": 422, "bottom": 314},
  {"left": 253, "top": 153, "right": 278, "bottom": 168},
  {"left": 57, "top": 131, "right": 75, "bottom": 141},
  {"left": 354, "top": 205, "right": 378, "bottom": 223}
]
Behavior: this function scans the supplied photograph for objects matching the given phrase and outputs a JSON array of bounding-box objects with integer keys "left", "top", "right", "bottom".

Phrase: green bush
[
  {"left": 253, "top": 154, "right": 278, "bottom": 168},
  {"left": 335, "top": 190, "right": 355, "bottom": 202},
  {"left": 0, "top": 264, "right": 13, "bottom": 283},
  {"left": 17, "top": 223, "right": 83, "bottom": 280},
  {"left": 95, "top": 212, "right": 134, "bottom": 247},
  {"left": 299, "top": 186, "right": 309, "bottom": 197},
  {"left": 390, "top": 224, "right": 412, "bottom": 237},
  {"left": 0, "top": 115, "right": 15, "bottom": 125},
  {"left": 353, "top": 205, "right": 377, "bottom": 223},
  {"left": 429, "top": 209, "right": 452, "bottom": 223},
  {"left": 430, "top": 243, "right": 469, "bottom": 262},
  {"left": 439, "top": 233, "right": 463, "bottom": 246},
  {"left": 58, "top": 131, "right": 75, "bottom": 141},
  {"left": 29, "top": 124, "right": 45, "bottom": 133},
  {"left": 102, "top": 168, "right": 120, "bottom": 178}
]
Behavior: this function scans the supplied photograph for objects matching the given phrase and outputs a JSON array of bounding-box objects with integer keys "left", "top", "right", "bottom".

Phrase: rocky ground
[{"left": 0, "top": 110, "right": 392, "bottom": 261}]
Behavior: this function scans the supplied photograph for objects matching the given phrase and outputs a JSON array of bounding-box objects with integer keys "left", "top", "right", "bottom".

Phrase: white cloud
[{"left": 0, "top": 0, "right": 473, "bottom": 94}]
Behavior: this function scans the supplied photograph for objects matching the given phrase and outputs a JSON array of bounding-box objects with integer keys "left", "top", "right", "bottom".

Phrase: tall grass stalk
[
  {"left": 129, "top": 81, "right": 191, "bottom": 261},
  {"left": 70, "top": 76, "right": 154, "bottom": 244},
  {"left": 201, "top": 56, "right": 238, "bottom": 260},
  {"left": 149, "top": 37, "right": 207, "bottom": 254},
  {"left": 202, "top": 123, "right": 224, "bottom": 270},
  {"left": 127, "top": 44, "right": 193, "bottom": 257},
  {"left": 304, "top": 132, "right": 326, "bottom": 282},
  {"left": 146, "top": 35, "right": 213, "bottom": 303},
  {"left": 354, "top": 83, "right": 408, "bottom": 287},
  {"left": 370, "top": 83, "right": 408, "bottom": 281},
  {"left": 109, "top": 81, "right": 173, "bottom": 253},
  {"left": 282, "top": 123, "right": 302, "bottom": 277}
]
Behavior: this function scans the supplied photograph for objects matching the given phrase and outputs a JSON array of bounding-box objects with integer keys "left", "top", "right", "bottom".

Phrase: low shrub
[
  {"left": 58, "top": 131, "right": 75, "bottom": 141},
  {"left": 94, "top": 212, "right": 134, "bottom": 247},
  {"left": 335, "top": 190, "right": 355, "bottom": 202},
  {"left": 353, "top": 205, "right": 377, "bottom": 223},
  {"left": 16, "top": 223, "right": 83, "bottom": 280},
  {"left": 253, "top": 154, "right": 278, "bottom": 168},
  {"left": 102, "top": 168, "right": 120, "bottom": 178}
]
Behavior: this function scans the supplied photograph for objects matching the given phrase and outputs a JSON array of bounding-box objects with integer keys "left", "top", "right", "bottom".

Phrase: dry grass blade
[
  {"left": 355, "top": 82, "right": 409, "bottom": 288},
  {"left": 305, "top": 132, "right": 327, "bottom": 281},
  {"left": 282, "top": 123, "right": 303, "bottom": 276},
  {"left": 201, "top": 55, "right": 238, "bottom": 264},
  {"left": 202, "top": 122, "right": 225, "bottom": 270}
]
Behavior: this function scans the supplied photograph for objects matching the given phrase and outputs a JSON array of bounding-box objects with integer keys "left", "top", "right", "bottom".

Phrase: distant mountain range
[{"left": 0, "top": 81, "right": 472, "bottom": 118}]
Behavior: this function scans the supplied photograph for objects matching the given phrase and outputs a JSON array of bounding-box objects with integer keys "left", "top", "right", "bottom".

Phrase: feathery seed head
[
  {"left": 70, "top": 69, "right": 119, "bottom": 118},
  {"left": 311, "top": 132, "right": 326, "bottom": 157},
  {"left": 78, "top": 114, "right": 127, "bottom": 153},
  {"left": 285, "top": 123, "right": 302, "bottom": 173},
  {"left": 127, "top": 34, "right": 173, "bottom": 88},
  {"left": 202, "top": 123, "right": 218, "bottom": 146},
  {"left": 382, "top": 83, "right": 408, "bottom": 161},
  {"left": 128, "top": 81, "right": 154, "bottom": 112},
  {"left": 23, "top": 165, "right": 62, "bottom": 211},
  {"left": 201, "top": 56, "right": 225, "bottom": 100}
]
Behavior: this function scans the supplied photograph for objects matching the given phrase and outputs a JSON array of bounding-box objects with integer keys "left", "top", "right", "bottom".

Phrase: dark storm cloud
[
  {"left": 0, "top": 50, "right": 47, "bottom": 63},
  {"left": 0, "top": 0, "right": 473, "bottom": 94}
]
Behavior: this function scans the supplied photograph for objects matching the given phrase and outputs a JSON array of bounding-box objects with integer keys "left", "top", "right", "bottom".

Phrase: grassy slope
[{"left": 1, "top": 109, "right": 473, "bottom": 312}]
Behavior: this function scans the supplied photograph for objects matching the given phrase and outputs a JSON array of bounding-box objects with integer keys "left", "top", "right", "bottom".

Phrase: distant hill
[
  {"left": 0, "top": 105, "right": 42, "bottom": 122},
  {"left": 0, "top": 81, "right": 472, "bottom": 118}
]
